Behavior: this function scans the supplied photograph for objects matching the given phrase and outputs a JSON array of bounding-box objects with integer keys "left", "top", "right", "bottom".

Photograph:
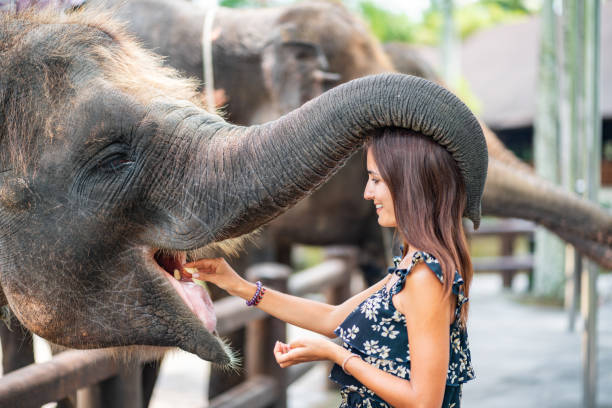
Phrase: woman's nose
[{"left": 364, "top": 185, "right": 373, "bottom": 200}]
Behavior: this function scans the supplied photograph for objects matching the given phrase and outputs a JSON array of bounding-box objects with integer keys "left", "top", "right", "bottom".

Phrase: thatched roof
[{"left": 414, "top": 1, "right": 612, "bottom": 130}]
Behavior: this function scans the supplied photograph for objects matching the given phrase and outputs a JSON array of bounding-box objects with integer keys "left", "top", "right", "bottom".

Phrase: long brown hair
[{"left": 366, "top": 127, "right": 473, "bottom": 326}]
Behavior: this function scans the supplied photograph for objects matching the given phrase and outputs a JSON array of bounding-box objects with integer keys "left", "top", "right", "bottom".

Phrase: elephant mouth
[{"left": 152, "top": 249, "right": 218, "bottom": 335}]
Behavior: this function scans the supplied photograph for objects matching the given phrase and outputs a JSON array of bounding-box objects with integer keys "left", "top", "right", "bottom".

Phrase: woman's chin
[{"left": 377, "top": 217, "right": 396, "bottom": 228}]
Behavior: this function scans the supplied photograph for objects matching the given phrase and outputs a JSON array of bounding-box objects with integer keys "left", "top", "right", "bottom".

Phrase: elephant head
[{"left": 0, "top": 10, "right": 486, "bottom": 365}]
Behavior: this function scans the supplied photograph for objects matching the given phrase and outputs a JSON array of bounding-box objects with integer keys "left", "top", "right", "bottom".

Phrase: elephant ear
[{"left": 261, "top": 24, "right": 340, "bottom": 115}]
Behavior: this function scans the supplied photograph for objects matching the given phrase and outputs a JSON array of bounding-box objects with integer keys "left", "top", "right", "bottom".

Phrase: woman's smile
[{"left": 364, "top": 149, "right": 396, "bottom": 228}]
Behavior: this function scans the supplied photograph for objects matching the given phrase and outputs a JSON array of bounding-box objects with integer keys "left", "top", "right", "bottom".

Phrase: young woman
[{"left": 184, "top": 127, "right": 477, "bottom": 407}]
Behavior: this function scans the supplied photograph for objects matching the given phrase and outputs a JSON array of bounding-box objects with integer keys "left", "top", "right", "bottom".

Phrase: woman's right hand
[{"left": 183, "top": 258, "right": 249, "bottom": 297}]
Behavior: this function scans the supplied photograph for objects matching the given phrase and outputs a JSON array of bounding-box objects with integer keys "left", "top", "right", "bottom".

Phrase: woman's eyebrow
[{"left": 367, "top": 170, "right": 379, "bottom": 176}]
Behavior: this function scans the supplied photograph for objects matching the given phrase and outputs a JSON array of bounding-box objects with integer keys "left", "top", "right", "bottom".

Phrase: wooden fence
[
  {"left": 0, "top": 247, "right": 358, "bottom": 408},
  {"left": 0, "top": 225, "right": 537, "bottom": 407},
  {"left": 467, "top": 218, "right": 536, "bottom": 288}
]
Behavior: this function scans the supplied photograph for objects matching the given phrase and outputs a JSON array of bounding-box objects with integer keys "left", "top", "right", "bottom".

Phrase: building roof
[{"left": 415, "top": 2, "right": 612, "bottom": 130}]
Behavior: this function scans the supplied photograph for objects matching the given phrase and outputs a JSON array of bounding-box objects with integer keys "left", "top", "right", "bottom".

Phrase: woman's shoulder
[
  {"left": 392, "top": 249, "right": 466, "bottom": 299},
  {"left": 395, "top": 250, "right": 443, "bottom": 281}
]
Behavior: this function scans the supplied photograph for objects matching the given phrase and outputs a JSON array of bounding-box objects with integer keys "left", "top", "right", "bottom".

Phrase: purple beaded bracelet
[{"left": 246, "top": 280, "right": 266, "bottom": 307}]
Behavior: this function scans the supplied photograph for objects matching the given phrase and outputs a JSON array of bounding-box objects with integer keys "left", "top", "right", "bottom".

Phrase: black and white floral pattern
[{"left": 329, "top": 251, "right": 475, "bottom": 408}]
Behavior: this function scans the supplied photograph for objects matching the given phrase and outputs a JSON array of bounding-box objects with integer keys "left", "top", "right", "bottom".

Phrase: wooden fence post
[
  {"left": 0, "top": 316, "right": 35, "bottom": 374},
  {"left": 77, "top": 365, "right": 143, "bottom": 408},
  {"left": 324, "top": 246, "right": 358, "bottom": 305},
  {"left": 323, "top": 246, "right": 358, "bottom": 390},
  {"left": 500, "top": 234, "right": 516, "bottom": 289},
  {"left": 246, "top": 263, "right": 291, "bottom": 408}
]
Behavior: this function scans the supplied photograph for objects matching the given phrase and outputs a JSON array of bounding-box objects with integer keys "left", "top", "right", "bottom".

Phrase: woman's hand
[
  {"left": 183, "top": 258, "right": 248, "bottom": 297},
  {"left": 273, "top": 337, "right": 340, "bottom": 368}
]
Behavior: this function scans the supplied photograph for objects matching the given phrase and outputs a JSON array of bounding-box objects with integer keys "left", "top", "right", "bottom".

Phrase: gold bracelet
[{"left": 341, "top": 353, "right": 360, "bottom": 375}]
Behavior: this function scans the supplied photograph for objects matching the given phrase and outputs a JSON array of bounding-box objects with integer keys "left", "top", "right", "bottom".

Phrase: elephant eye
[
  {"left": 98, "top": 153, "right": 133, "bottom": 173},
  {"left": 95, "top": 142, "right": 134, "bottom": 174}
]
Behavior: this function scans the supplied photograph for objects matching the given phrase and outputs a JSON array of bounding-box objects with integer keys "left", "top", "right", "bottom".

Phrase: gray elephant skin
[
  {"left": 106, "top": 0, "right": 611, "bottom": 269},
  {"left": 0, "top": 9, "right": 486, "bottom": 365}
]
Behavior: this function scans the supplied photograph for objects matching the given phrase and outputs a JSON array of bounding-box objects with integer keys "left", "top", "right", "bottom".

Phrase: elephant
[
  {"left": 0, "top": 1, "right": 395, "bottom": 399},
  {"left": 102, "top": 0, "right": 612, "bottom": 270},
  {"left": 99, "top": 0, "right": 394, "bottom": 126},
  {"left": 382, "top": 41, "right": 612, "bottom": 266},
  {"left": 90, "top": 0, "right": 399, "bottom": 288},
  {"left": 0, "top": 7, "right": 487, "bottom": 371}
]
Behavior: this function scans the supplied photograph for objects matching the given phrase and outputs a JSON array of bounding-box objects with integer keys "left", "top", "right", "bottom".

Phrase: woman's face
[{"left": 364, "top": 148, "right": 397, "bottom": 228}]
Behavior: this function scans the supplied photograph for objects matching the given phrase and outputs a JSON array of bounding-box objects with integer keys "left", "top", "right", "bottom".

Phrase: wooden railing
[
  {"left": 0, "top": 247, "right": 358, "bottom": 408},
  {"left": 466, "top": 218, "right": 536, "bottom": 288},
  {"left": 0, "top": 221, "right": 539, "bottom": 406}
]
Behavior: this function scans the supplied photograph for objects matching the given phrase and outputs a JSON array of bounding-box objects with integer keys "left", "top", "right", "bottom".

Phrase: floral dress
[{"left": 330, "top": 251, "right": 475, "bottom": 408}]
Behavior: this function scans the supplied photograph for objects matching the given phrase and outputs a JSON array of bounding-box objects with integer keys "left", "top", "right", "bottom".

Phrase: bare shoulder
[
  {"left": 394, "top": 262, "right": 447, "bottom": 315},
  {"left": 396, "top": 252, "right": 442, "bottom": 291},
  {"left": 404, "top": 262, "right": 444, "bottom": 294}
]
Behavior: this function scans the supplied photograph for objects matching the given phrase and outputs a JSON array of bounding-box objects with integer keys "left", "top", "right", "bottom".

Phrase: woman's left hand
[{"left": 273, "top": 337, "right": 338, "bottom": 368}]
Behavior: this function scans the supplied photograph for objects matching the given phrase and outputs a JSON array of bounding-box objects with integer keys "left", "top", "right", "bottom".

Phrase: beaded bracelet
[
  {"left": 341, "top": 353, "right": 360, "bottom": 375},
  {"left": 246, "top": 280, "right": 266, "bottom": 307}
]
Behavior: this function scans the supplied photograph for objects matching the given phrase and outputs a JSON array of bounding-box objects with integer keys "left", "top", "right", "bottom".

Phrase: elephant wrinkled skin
[
  {"left": 106, "top": 0, "right": 612, "bottom": 270},
  {"left": 0, "top": 10, "right": 485, "bottom": 363}
]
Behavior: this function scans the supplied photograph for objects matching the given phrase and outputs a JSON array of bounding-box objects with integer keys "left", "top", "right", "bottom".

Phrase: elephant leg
[
  {"left": 0, "top": 315, "right": 35, "bottom": 374},
  {"left": 72, "top": 362, "right": 157, "bottom": 408},
  {"left": 141, "top": 361, "right": 161, "bottom": 408},
  {"left": 358, "top": 219, "right": 392, "bottom": 286},
  {"left": 77, "top": 366, "right": 143, "bottom": 408},
  {"left": 275, "top": 240, "right": 292, "bottom": 266}
]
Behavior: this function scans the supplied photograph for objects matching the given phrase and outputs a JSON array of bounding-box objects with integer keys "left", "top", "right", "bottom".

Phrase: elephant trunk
[
  {"left": 174, "top": 74, "right": 487, "bottom": 245},
  {"left": 483, "top": 158, "right": 612, "bottom": 268}
]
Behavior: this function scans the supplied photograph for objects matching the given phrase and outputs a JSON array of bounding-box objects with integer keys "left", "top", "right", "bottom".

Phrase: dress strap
[
  {"left": 388, "top": 251, "right": 443, "bottom": 295},
  {"left": 388, "top": 251, "right": 469, "bottom": 319}
]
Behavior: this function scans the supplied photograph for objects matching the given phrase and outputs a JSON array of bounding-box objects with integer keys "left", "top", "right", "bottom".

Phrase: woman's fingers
[
  {"left": 183, "top": 259, "right": 216, "bottom": 270},
  {"left": 275, "top": 339, "right": 328, "bottom": 368},
  {"left": 273, "top": 342, "right": 284, "bottom": 362},
  {"left": 184, "top": 259, "right": 228, "bottom": 276},
  {"left": 289, "top": 339, "right": 306, "bottom": 349},
  {"left": 277, "top": 347, "right": 308, "bottom": 363}
]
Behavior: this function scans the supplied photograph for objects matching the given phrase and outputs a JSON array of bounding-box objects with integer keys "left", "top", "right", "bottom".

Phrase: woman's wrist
[
  {"left": 328, "top": 342, "right": 352, "bottom": 365},
  {"left": 229, "top": 279, "right": 257, "bottom": 299}
]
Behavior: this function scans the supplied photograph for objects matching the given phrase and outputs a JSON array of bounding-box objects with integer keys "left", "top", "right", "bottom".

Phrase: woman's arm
[
  {"left": 184, "top": 258, "right": 391, "bottom": 337},
  {"left": 275, "top": 262, "right": 451, "bottom": 408}
]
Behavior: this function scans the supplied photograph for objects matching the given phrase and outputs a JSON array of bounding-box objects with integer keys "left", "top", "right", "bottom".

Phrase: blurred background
[
  {"left": 1, "top": 0, "right": 610, "bottom": 407},
  {"left": 133, "top": 1, "right": 612, "bottom": 406}
]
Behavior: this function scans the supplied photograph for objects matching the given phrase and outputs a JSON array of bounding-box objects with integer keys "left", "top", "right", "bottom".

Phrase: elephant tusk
[{"left": 313, "top": 70, "right": 341, "bottom": 82}]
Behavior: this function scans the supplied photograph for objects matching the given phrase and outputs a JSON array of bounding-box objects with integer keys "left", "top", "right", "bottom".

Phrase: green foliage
[
  {"left": 219, "top": 0, "right": 272, "bottom": 8},
  {"left": 219, "top": 0, "right": 251, "bottom": 7},
  {"left": 357, "top": 0, "right": 535, "bottom": 45},
  {"left": 359, "top": 1, "right": 415, "bottom": 43},
  {"left": 455, "top": 2, "right": 530, "bottom": 39},
  {"left": 292, "top": 245, "right": 325, "bottom": 271},
  {"left": 454, "top": 76, "right": 482, "bottom": 116},
  {"left": 480, "top": 0, "right": 532, "bottom": 13}
]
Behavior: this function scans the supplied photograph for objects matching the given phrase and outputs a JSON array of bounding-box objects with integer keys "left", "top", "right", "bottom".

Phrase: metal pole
[
  {"left": 534, "top": 0, "right": 565, "bottom": 300},
  {"left": 440, "top": 0, "right": 459, "bottom": 89},
  {"left": 580, "top": 0, "right": 601, "bottom": 406},
  {"left": 561, "top": 0, "right": 583, "bottom": 332},
  {"left": 560, "top": 0, "right": 586, "bottom": 331}
]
